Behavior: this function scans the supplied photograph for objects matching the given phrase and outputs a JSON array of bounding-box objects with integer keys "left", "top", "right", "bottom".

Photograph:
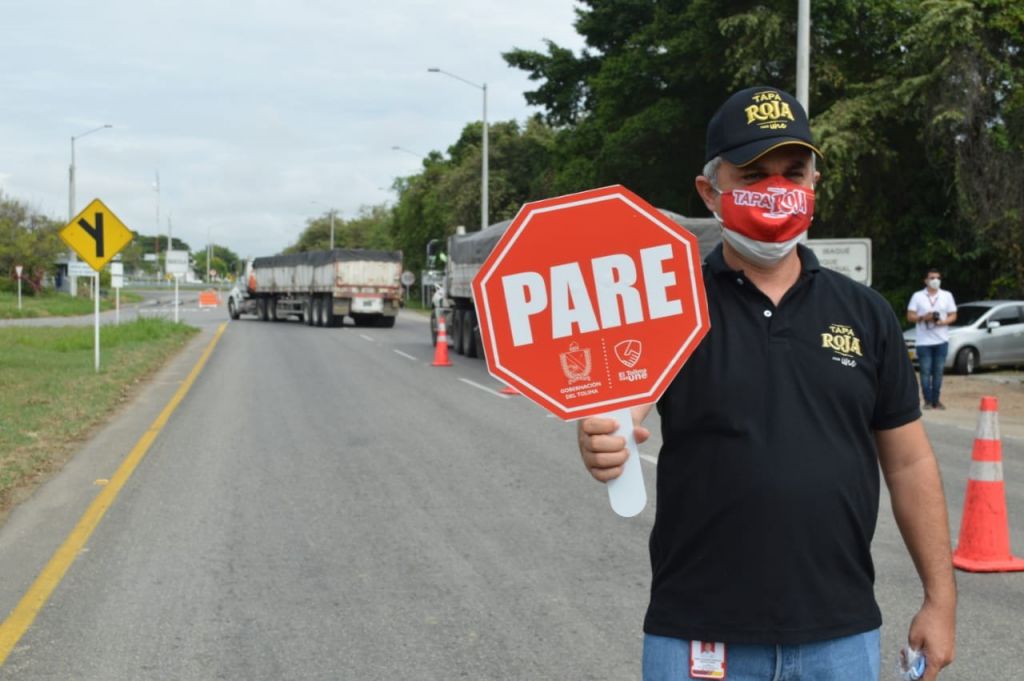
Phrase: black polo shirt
[{"left": 644, "top": 244, "right": 920, "bottom": 645}]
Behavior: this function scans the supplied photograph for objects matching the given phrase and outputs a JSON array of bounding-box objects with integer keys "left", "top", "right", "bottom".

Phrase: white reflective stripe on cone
[
  {"left": 977, "top": 410, "right": 1000, "bottom": 441},
  {"left": 969, "top": 460, "right": 1004, "bottom": 482}
]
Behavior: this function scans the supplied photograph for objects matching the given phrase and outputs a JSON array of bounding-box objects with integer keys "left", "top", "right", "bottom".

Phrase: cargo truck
[
  {"left": 428, "top": 211, "right": 722, "bottom": 357},
  {"left": 228, "top": 248, "right": 403, "bottom": 328}
]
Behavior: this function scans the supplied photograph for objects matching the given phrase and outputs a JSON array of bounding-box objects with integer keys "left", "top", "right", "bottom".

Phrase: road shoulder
[{"left": 0, "top": 323, "right": 222, "bottom": 627}]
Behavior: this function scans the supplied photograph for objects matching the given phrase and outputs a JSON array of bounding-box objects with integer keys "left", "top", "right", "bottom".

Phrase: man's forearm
[{"left": 885, "top": 455, "right": 957, "bottom": 603}]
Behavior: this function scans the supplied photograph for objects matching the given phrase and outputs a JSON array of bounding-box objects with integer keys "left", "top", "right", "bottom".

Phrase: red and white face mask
[{"left": 714, "top": 175, "right": 815, "bottom": 267}]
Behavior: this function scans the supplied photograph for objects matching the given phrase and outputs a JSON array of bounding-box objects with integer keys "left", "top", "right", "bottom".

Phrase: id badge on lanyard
[{"left": 690, "top": 641, "right": 726, "bottom": 679}]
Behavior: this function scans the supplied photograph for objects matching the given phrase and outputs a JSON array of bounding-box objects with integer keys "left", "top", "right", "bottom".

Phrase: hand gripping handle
[{"left": 605, "top": 407, "right": 647, "bottom": 517}]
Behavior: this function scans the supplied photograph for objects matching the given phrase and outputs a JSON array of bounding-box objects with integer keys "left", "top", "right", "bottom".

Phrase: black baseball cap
[{"left": 705, "top": 86, "right": 821, "bottom": 165}]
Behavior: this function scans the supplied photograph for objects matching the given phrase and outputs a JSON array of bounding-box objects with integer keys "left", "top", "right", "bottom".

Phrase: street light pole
[
  {"left": 67, "top": 124, "right": 112, "bottom": 296},
  {"left": 428, "top": 67, "right": 488, "bottom": 230},
  {"left": 796, "top": 0, "right": 811, "bottom": 115},
  {"left": 391, "top": 145, "right": 425, "bottom": 159}
]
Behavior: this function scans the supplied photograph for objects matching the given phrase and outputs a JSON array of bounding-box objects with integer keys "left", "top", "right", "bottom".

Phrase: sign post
[
  {"left": 14, "top": 265, "right": 22, "bottom": 310},
  {"left": 401, "top": 270, "right": 416, "bottom": 304},
  {"left": 59, "top": 198, "right": 134, "bottom": 371},
  {"left": 472, "top": 185, "right": 710, "bottom": 516},
  {"left": 165, "top": 250, "right": 189, "bottom": 323},
  {"left": 110, "top": 261, "right": 124, "bottom": 325}
]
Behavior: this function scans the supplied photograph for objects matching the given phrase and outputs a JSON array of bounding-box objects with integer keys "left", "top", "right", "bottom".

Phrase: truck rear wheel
[
  {"left": 451, "top": 310, "right": 465, "bottom": 355},
  {"left": 462, "top": 310, "right": 477, "bottom": 358},
  {"left": 430, "top": 310, "right": 439, "bottom": 345},
  {"left": 259, "top": 298, "right": 269, "bottom": 321},
  {"left": 304, "top": 299, "right": 314, "bottom": 326},
  {"left": 322, "top": 296, "right": 335, "bottom": 327},
  {"left": 376, "top": 315, "right": 396, "bottom": 328}
]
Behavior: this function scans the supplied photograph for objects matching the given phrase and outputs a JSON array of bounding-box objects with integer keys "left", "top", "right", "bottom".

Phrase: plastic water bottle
[{"left": 897, "top": 646, "right": 926, "bottom": 680}]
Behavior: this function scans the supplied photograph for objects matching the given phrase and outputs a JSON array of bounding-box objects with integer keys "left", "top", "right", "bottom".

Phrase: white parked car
[{"left": 903, "top": 300, "right": 1024, "bottom": 374}]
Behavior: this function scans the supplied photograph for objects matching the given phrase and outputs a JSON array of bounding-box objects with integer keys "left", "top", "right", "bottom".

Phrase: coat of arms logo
[{"left": 559, "top": 342, "right": 592, "bottom": 384}]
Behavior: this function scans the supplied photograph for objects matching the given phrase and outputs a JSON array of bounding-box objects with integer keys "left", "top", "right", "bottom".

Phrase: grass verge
[
  {"left": 0, "top": 290, "right": 144, "bottom": 319},
  {"left": 0, "top": 318, "right": 199, "bottom": 521}
]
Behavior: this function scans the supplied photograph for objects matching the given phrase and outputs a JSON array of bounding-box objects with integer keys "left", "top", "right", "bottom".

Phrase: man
[
  {"left": 577, "top": 86, "right": 956, "bottom": 680},
  {"left": 907, "top": 270, "right": 958, "bottom": 409}
]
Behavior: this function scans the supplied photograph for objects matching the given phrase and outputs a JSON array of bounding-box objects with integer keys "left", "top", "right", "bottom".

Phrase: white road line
[
  {"left": 458, "top": 377, "right": 510, "bottom": 399},
  {"left": 393, "top": 349, "right": 417, "bottom": 361},
  {"left": 359, "top": 334, "right": 375, "bottom": 342}
]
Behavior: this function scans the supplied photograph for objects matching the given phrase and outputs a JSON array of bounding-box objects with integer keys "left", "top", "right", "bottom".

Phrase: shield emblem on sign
[
  {"left": 614, "top": 340, "right": 642, "bottom": 368},
  {"left": 559, "top": 342, "right": 592, "bottom": 384}
]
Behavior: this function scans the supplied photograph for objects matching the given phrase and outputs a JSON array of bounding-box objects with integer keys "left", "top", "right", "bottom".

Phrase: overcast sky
[{"left": 0, "top": 0, "right": 585, "bottom": 259}]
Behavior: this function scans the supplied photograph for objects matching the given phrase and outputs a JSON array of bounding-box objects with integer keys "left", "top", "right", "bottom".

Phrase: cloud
[{"left": 0, "top": 0, "right": 585, "bottom": 258}]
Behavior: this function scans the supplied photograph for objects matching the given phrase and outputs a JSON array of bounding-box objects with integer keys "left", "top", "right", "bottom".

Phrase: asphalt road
[{"left": 0, "top": 302, "right": 1021, "bottom": 679}]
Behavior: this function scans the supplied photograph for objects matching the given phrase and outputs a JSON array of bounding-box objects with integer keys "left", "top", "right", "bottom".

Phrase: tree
[
  {"left": 388, "top": 118, "right": 558, "bottom": 279},
  {"left": 0, "top": 193, "right": 63, "bottom": 293},
  {"left": 196, "top": 244, "right": 241, "bottom": 280},
  {"left": 503, "top": 0, "right": 1024, "bottom": 304}
]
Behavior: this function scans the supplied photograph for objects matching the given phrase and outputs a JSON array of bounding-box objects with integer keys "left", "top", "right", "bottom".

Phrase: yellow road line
[{"left": 0, "top": 322, "right": 228, "bottom": 665}]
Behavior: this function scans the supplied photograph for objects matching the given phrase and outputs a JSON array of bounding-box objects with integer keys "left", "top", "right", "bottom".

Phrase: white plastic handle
[{"left": 605, "top": 407, "right": 647, "bottom": 517}]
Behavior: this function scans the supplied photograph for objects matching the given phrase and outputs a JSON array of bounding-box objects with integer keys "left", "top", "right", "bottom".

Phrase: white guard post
[
  {"left": 174, "top": 276, "right": 179, "bottom": 324},
  {"left": 604, "top": 406, "right": 647, "bottom": 517},
  {"left": 93, "top": 272, "right": 100, "bottom": 372}
]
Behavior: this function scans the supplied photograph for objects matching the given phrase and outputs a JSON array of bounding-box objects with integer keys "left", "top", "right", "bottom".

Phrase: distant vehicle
[
  {"left": 903, "top": 300, "right": 1024, "bottom": 374},
  {"left": 427, "top": 211, "right": 722, "bottom": 358},
  {"left": 228, "top": 248, "right": 404, "bottom": 328}
]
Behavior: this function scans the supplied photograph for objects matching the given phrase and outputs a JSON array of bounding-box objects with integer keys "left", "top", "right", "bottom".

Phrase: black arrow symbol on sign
[{"left": 78, "top": 213, "right": 104, "bottom": 258}]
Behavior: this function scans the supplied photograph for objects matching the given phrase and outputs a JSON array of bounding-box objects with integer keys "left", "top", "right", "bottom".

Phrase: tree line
[
  {"left": 5, "top": 1, "right": 1021, "bottom": 314},
  {"left": 353, "top": 0, "right": 1023, "bottom": 313}
]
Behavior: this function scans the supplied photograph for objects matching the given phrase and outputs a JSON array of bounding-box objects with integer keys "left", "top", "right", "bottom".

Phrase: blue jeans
[
  {"left": 642, "top": 630, "right": 880, "bottom": 681},
  {"left": 917, "top": 342, "right": 949, "bottom": 405}
]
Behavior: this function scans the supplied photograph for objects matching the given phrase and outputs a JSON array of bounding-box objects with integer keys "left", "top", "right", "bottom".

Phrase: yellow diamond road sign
[{"left": 60, "top": 198, "right": 134, "bottom": 271}]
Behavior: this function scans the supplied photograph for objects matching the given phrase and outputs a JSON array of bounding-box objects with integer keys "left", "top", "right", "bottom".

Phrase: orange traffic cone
[
  {"left": 431, "top": 313, "right": 453, "bottom": 367},
  {"left": 952, "top": 396, "right": 1024, "bottom": 572}
]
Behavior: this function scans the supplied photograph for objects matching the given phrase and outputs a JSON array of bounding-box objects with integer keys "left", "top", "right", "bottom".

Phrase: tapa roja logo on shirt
[{"left": 821, "top": 323, "right": 863, "bottom": 368}]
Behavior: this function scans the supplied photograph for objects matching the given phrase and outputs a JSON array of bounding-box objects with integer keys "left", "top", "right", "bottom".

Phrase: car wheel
[{"left": 954, "top": 347, "right": 978, "bottom": 375}]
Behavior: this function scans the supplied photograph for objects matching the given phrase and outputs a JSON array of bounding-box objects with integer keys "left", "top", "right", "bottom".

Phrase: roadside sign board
[
  {"left": 67, "top": 261, "right": 95, "bottom": 278},
  {"left": 472, "top": 185, "right": 710, "bottom": 421},
  {"left": 59, "top": 198, "right": 134, "bottom": 271},
  {"left": 110, "top": 262, "right": 124, "bottom": 289},
  {"left": 14, "top": 265, "right": 22, "bottom": 278},
  {"left": 806, "top": 238, "right": 871, "bottom": 286},
  {"left": 165, "top": 250, "right": 189, "bottom": 278},
  {"left": 401, "top": 271, "right": 416, "bottom": 286}
]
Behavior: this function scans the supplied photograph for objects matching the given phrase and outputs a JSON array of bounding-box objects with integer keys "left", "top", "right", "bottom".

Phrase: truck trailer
[
  {"left": 428, "top": 211, "right": 722, "bottom": 357},
  {"left": 228, "top": 248, "right": 404, "bottom": 328}
]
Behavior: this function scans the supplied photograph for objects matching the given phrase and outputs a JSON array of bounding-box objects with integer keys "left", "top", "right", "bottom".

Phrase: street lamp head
[{"left": 427, "top": 67, "right": 440, "bottom": 72}]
